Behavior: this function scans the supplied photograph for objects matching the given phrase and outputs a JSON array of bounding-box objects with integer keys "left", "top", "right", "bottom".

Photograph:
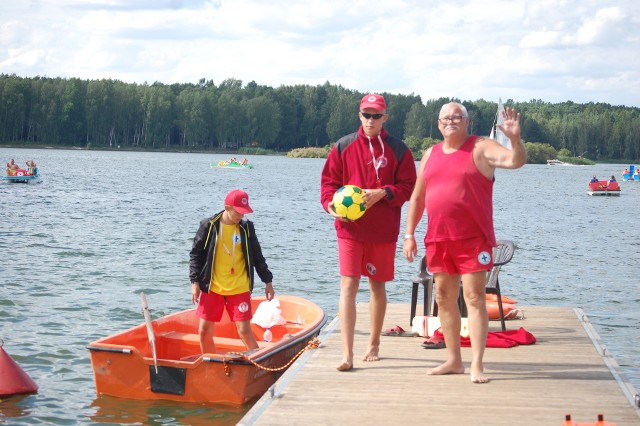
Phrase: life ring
[
  {"left": 485, "top": 294, "right": 518, "bottom": 304},
  {"left": 487, "top": 302, "right": 520, "bottom": 320}
]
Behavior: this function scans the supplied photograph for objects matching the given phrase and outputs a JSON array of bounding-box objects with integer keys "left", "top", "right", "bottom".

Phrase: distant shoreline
[
  {"left": 1, "top": 144, "right": 633, "bottom": 164},
  {"left": 0, "top": 143, "right": 284, "bottom": 156}
]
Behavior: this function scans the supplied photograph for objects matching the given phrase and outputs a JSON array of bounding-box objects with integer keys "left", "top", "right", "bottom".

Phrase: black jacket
[{"left": 189, "top": 211, "right": 273, "bottom": 293}]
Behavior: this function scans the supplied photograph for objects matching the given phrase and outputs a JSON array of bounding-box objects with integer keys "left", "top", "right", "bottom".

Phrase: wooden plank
[{"left": 240, "top": 305, "right": 640, "bottom": 425}]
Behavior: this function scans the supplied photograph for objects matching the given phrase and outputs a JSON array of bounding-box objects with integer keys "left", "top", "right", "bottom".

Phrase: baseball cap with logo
[
  {"left": 359, "top": 94, "right": 387, "bottom": 112},
  {"left": 224, "top": 189, "right": 253, "bottom": 214}
]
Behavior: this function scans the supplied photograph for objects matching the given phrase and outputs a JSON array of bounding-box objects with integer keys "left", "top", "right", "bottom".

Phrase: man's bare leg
[
  {"left": 363, "top": 279, "right": 386, "bottom": 362},
  {"left": 463, "top": 272, "right": 490, "bottom": 383},
  {"left": 337, "top": 276, "right": 359, "bottom": 371},
  {"left": 427, "top": 273, "right": 465, "bottom": 375}
]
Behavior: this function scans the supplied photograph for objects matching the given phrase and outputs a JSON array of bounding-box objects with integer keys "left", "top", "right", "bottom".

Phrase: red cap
[
  {"left": 224, "top": 189, "right": 253, "bottom": 214},
  {"left": 360, "top": 94, "right": 386, "bottom": 112}
]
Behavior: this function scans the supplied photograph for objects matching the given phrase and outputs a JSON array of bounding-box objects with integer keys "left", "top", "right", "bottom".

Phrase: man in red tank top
[{"left": 402, "top": 102, "right": 526, "bottom": 383}]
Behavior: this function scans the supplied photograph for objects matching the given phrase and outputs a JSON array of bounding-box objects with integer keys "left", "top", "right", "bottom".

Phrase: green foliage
[
  {"left": 523, "top": 142, "right": 597, "bottom": 165},
  {"left": 524, "top": 142, "right": 557, "bottom": 164},
  {"left": 405, "top": 136, "right": 440, "bottom": 159},
  {"left": 404, "top": 103, "right": 428, "bottom": 139},
  {"left": 0, "top": 74, "right": 638, "bottom": 162},
  {"left": 558, "top": 154, "right": 596, "bottom": 165},
  {"left": 404, "top": 136, "right": 422, "bottom": 156},
  {"left": 287, "top": 146, "right": 330, "bottom": 158},
  {"left": 421, "top": 137, "right": 439, "bottom": 152},
  {"left": 239, "top": 147, "right": 277, "bottom": 155}
]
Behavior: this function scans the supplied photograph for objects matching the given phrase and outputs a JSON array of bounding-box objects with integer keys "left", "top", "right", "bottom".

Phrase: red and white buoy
[{"left": 0, "top": 340, "right": 38, "bottom": 397}]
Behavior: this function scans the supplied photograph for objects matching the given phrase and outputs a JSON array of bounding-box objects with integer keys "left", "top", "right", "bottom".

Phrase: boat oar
[{"left": 140, "top": 292, "right": 158, "bottom": 374}]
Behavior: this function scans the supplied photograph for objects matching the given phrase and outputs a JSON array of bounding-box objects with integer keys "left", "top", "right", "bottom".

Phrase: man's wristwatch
[
  {"left": 384, "top": 187, "right": 393, "bottom": 200},
  {"left": 403, "top": 234, "right": 414, "bottom": 240}
]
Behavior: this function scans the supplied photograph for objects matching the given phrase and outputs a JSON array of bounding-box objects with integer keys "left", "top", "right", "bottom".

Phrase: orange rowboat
[{"left": 87, "top": 295, "right": 326, "bottom": 405}]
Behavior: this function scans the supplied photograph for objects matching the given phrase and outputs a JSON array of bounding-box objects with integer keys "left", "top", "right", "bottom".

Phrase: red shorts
[
  {"left": 426, "top": 237, "right": 493, "bottom": 274},
  {"left": 196, "top": 291, "right": 253, "bottom": 322},
  {"left": 337, "top": 238, "right": 395, "bottom": 282}
]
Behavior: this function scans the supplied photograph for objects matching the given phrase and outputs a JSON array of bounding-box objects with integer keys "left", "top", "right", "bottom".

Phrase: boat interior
[{"left": 93, "top": 298, "right": 321, "bottom": 363}]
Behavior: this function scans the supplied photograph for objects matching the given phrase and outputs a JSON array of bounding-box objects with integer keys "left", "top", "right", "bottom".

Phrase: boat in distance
[
  {"left": 211, "top": 159, "right": 253, "bottom": 169},
  {"left": 587, "top": 180, "right": 621, "bottom": 196},
  {"left": 3, "top": 168, "right": 40, "bottom": 183}
]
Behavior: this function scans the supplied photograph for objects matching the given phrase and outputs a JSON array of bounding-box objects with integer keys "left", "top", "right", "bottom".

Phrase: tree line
[{"left": 1, "top": 74, "right": 638, "bottom": 162}]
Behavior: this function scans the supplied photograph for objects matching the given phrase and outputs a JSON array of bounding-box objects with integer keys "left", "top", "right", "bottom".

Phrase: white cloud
[
  {"left": 1, "top": 0, "right": 639, "bottom": 106},
  {"left": 573, "top": 7, "right": 626, "bottom": 45}
]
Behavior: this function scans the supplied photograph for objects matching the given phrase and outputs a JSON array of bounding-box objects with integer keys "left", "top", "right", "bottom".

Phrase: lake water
[{"left": 1, "top": 148, "right": 638, "bottom": 425}]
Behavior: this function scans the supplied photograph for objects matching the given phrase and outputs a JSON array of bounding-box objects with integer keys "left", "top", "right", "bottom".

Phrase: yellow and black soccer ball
[{"left": 332, "top": 185, "right": 366, "bottom": 221}]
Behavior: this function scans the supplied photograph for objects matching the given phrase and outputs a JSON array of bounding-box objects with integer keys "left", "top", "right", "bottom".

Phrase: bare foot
[
  {"left": 336, "top": 361, "right": 353, "bottom": 371},
  {"left": 470, "top": 362, "right": 489, "bottom": 383},
  {"left": 363, "top": 346, "right": 379, "bottom": 362},
  {"left": 426, "top": 360, "right": 465, "bottom": 375},
  {"left": 471, "top": 373, "right": 489, "bottom": 383}
]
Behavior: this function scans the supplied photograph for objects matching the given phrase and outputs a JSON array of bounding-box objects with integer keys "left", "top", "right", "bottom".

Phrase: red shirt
[
  {"left": 423, "top": 135, "right": 496, "bottom": 246},
  {"left": 321, "top": 127, "right": 416, "bottom": 243}
]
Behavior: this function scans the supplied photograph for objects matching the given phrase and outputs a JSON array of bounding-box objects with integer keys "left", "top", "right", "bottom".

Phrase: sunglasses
[{"left": 360, "top": 111, "right": 385, "bottom": 120}]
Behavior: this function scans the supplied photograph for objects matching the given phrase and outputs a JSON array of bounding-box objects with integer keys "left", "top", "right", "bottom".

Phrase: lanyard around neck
[
  {"left": 219, "top": 223, "right": 238, "bottom": 274},
  {"left": 367, "top": 135, "right": 385, "bottom": 188}
]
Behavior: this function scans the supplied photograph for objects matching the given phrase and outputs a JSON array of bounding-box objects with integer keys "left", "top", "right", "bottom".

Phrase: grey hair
[{"left": 439, "top": 102, "right": 468, "bottom": 118}]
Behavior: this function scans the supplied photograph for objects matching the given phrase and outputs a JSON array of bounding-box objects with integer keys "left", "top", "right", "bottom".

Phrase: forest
[{"left": 1, "top": 74, "right": 639, "bottom": 163}]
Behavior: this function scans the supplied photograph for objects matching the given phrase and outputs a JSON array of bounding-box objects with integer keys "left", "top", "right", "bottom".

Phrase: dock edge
[
  {"left": 237, "top": 314, "right": 340, "bottom": 425},
  {"left": 574, "top": 307, "right": 640, "bottom": 416}
]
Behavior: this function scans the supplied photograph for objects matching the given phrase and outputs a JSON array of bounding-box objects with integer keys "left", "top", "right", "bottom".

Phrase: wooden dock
[{"left": 239, "top": 304, "right": 640, "bottom": 425}]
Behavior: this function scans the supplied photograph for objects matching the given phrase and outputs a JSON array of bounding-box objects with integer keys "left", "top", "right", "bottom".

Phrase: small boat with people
[
  {"left": 587, "top": 176, "right": 621, "bottom": 196},
  {"left": 622, "top": 165, "right": 640, "bottom": 181},
  {"left": 3, "top": 159, "right": 40, "bottom": 184},
  {"left": 87, "top": 294, "right": 326, "bottom": 405},
  {"left": 211, "top": 157, "right": 252, "bottom": 169}
]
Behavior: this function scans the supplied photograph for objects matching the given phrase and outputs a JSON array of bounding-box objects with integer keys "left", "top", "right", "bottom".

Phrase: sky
[{"left": 1, "top": 0, "right": 639, "bottom": 107}]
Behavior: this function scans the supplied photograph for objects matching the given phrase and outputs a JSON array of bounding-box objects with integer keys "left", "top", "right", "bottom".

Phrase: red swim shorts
[
  {"left": 196, "top": 291, "right": 253, "bottom": 322},
  {"left": 337, "top": 238, "right": 396, "bottom": 282},
  {"left": 426, "top": 237, "right": 493, "bottom": 275}
]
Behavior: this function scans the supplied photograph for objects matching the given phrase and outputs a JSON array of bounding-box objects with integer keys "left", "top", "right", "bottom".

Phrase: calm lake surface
[{"left": 1, "top": 148, "right": 639, "bottom": 425}]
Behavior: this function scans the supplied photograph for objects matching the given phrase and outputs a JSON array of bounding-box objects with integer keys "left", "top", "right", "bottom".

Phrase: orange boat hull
[{"left": 87, "top": 295, "right": 326, "bottom": 405}]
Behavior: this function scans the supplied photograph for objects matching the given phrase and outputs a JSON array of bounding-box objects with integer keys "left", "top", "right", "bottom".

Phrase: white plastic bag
[{"left": 251, "top": 298, "right": 286, "bottom": 329}]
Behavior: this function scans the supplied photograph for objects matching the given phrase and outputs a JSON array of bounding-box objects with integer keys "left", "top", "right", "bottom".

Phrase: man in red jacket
[{"left": 321, "top": 94, "right": 416, "bottom": 371}]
